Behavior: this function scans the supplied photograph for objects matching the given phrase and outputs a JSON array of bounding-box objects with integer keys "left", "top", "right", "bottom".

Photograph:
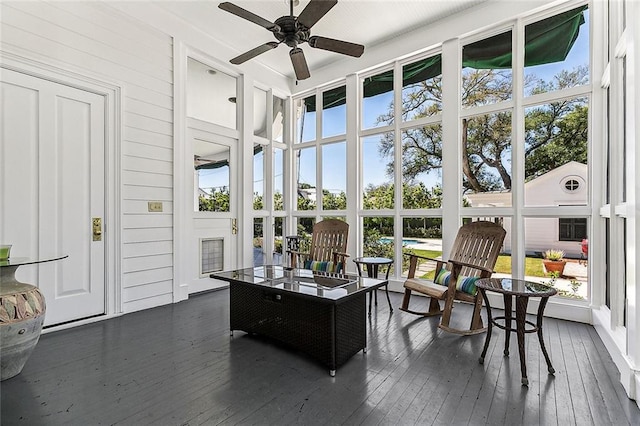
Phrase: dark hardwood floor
[{"left": 2, "top": 289, "right": 639, "bottom": 425}]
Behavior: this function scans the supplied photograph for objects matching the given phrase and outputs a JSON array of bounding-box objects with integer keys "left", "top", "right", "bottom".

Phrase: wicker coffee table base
[{"left": 230, "top": 282, "right": 367, "bottom": 376}]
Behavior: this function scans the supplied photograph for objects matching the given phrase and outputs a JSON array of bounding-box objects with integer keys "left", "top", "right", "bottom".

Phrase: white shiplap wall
[{"left": 0, "top": 1, "right": 174, "bottom": 313}]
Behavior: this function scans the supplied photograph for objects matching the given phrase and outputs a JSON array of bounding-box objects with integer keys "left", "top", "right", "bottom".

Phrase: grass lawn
[{"left": 405, "top": 249, "right": 546, "bottom": 278}]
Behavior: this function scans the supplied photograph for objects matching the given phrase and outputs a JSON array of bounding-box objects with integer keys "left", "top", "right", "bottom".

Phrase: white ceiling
[{"left": 155, "top": 0, "right": 488, "bottom": 80}]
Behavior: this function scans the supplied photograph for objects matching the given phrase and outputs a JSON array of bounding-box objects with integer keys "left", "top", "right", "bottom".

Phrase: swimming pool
[{"left": 379, "top": 237, "right": 421, "bottom": 246}]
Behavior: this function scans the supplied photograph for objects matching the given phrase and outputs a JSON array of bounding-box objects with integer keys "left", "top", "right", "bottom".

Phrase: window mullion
[
  {"left": 512, "top": 18, "right": 525, "bottom": 279},
  {"left": 393, "top": 61, "right": 402, "bottom": 269},
  {"left": 441, "top": 38, "right": 461, "bottom": 255}
]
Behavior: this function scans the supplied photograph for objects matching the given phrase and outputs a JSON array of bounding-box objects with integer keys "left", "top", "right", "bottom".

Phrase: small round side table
[
  {"left": 476, "top": 277, "right": 557, "bottom": 386},
  {"left": 353, "top": 257, "right": 393, "bottom": 315}
]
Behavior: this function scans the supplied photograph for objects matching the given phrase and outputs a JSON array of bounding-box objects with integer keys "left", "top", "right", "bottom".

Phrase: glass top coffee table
[{"left": 212, "top": 265, "right": 388, "bottom": 376}]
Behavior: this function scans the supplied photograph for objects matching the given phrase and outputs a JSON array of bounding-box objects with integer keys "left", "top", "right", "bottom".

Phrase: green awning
[
  {"left": 195, "top": 160, "right": 228, "bottom": 170},
  {"left": 463, "top": 5, "right": 587, "bottom": 69},
  {"left": 302, "top": 5, "right": 586, "bottom": 112}
]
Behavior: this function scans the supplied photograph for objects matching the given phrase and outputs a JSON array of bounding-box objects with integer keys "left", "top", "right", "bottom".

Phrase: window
[
  {"left": 186, "top": 58, "right": 236, "bottom": 129},
  {"left": 564, "top": 179, "right": 580, "bottom": 192},
  {"left": 362, "top": 69, "right": 394, "bottom": 129},
  {"left": 559, "top": 218, "right": 587, "bottom": 241},
  {"left": 195, "top": 141, "right": 231, "bottom": 212},
  {"left": 322, "top": 86, "right": 346, "bottom": 137},
  {"left": 253, "top": 144, "right": 264, "bottom": 210},
  {"left": 295, "top": 146, "right": 316, "bottom": 211},
  {"left": 402, "top": 55, "right": 442, "bottom": 120},
  {"left": 293, "top": 85, "right": 348, "bottom": 215},
  {"left": 362, "top": 133, "right": 394, "bottom": 210},
  {"left": 462, "top": 31, "right": 513, "bottom": 108},
  {"left": 524, "top": 6, "right": 589, "bottom": 97},
  {"left": 254, "top": 87, "right": 267, "bottom": 138},
  {"left": 272, "top": 96, "right": 285, "bottom": 143},
  {"left": 251, "top": 89, "right": 287, "bottom": 265},
  {"left": 295, "top": 95, "right": 315, "bottom": 143},
  {"left": 462, "top": 111, "right": 512, "bottom": 205},
  {"left": 402, "top": 124, "right": 443, "bottom": 209},
  {"left": 524, "top": 97, "right": 588, "bottom": 205}
]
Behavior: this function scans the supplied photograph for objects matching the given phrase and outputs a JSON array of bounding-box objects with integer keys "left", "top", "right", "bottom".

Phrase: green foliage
[
  {"left": 363, "top": 183, "right": 394, "bottom": 210},
  {"left": 543, "top": 249, "right": 565, "bottom": 260},
  {"left": 199, "top": 187, "right": 230, "bottom": 212},
  {"left": 322, "top": 190, "right": 347, "bottom": 210},
  {"left": 274, "top": 192, "right": 283, "bottom": 210},
  {"left": 253, "top": 193, "right": 263, "bottom": 210},
  {"left": 402, "top": 183, "right": 442, "bottom": 209},
  {"left": 362, "top": 227, "right": 393, "bottom": 259}
]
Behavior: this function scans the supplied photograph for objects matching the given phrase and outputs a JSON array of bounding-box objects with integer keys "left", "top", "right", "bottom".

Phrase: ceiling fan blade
[
  {"left": 290, "top": 48, "right": 310, "bottom": 80},
  {"left": 308, "top": 36, "right": 364, "bottom": 57},
  {"left": 297, "top": 0, "right": 338, "bottom": 29},
  {"left": 230, "top": 42, "right": 279, "bottom": 65},
  {"left": 219, "top": 2, "right": 280, "bottom": 32}
]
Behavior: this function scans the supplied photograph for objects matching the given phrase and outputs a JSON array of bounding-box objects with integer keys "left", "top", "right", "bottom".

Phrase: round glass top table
[
  {"left": 476, "top": 277, "right": 557, "bottom": 386},
  {"left": 353, "top": 257, "right": 394, "bottom": 315},
  {"left": 0, "top": 254, "right": 68, "bottom": 381},
  {"left": 1, "top": 255, "right": 69, "bottom": 292}
]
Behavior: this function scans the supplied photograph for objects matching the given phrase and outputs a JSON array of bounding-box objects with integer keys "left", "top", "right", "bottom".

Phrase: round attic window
[{"left": 564, "top": 179, "right": 580, "bottom": 192}]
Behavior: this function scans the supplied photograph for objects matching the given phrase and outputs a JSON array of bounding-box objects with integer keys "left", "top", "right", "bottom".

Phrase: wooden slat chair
[
  {"left": 289, "top": 219, "right": 349, "bottom": 273},
  {"left": 400, "top": 221, "right": 506, "bottom": 335}
]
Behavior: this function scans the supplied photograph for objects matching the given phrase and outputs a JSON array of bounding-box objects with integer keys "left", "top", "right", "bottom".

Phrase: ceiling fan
[{"left": 219, "top": 0, "right": 365, "bottom": 80}]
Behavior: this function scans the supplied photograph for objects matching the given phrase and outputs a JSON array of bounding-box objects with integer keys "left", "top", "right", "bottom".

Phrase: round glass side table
[
  {"left": 476, "top": 277, "right": 557, "bottom": 386},
  {"left": 353, "top": 257, "right": 394, "bottom": 315}
]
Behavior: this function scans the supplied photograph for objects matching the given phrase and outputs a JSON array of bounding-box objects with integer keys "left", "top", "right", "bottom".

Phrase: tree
[
  {"left": 375, "top": 66, "right": 588, "bottom": 193},
  {"left": 199, "top": 187, "right": 230, "bottom": 212},
  {"left": 322, "top": 190, "right": 347, "bottom": 210}
]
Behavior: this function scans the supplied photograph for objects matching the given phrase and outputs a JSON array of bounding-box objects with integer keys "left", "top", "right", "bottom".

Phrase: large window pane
[
  {"left": 296, "top": 147, "right": 316, "bottom": 211},
  {"left": 253, "top": 218, "right": 264, "bottom": 267},
  {"left": 322, "top": 85, "right": 346, "bottom": 138},
  {"left": 295, "top": 95, "right": 315, "bottom": 143},
  {"left": 524, "top": 7, "right": 589, "bottom": 97},
  {"left": 462, "top": 31, "right": 512, "bottom": 108},
  {"left": 401, "top": 217, "right": 443, "bottom": 278},
  {"left": 362, "top": 69, "right": 394, "bottom": 129},
  {"left": 462, "top": 111, "right": 512, "bottom": 206},
  {"left": 462, "top": 217, "right": 511, "bottom": 276},
  {"left": 273, "top": 217, "right": 285, "bottom": 266},
  {"left": 295, "top": 217, "right": 316, "bottom": 254},
  {"left": 363, "top": 217, "right": 395, "bottom": 264},
  {"left": 402, "top": 55, "right": 442, "bottom": 121},
  {"left": 253, "top": 87, "right": 267, "bottom": 138},
  {"left": 524, "top": 217, "right": 588, "bottom": 300},
  {"left": 253, "top": 144, "right": 264, "bottom": 210},
  {"left": 524, "top": 97, "right": 588, "bottom": 206},
  {"left": 322, "top": 142, "right": 346, "bottom": 210},
  {"left": 187, "top": 58, "right": 236, "bottom": 129},
  {"left": 273, "top": 96, "right": 285, "bottom": 143},
  {"left": 362, "top": 133, "right": 394, "bottom": 210},
  {"left": 195, "top": 141, "right": 230, "bottom": 212},
  {"left": 273, "top": 148, "right": 284, "bottom": 211},
  {"left": 402, "top": 124, "right": 443, "bottom": 209}
]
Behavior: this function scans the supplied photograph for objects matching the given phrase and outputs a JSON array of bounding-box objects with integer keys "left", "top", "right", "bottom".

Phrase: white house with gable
[{"left": 466, "top": 161, "right": 587, "bottom": 258}]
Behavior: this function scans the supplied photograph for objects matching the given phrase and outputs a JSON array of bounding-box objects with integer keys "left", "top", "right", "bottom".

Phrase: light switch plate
[{"left": 148, "top": 201, "right": 163, "bottom": 212}]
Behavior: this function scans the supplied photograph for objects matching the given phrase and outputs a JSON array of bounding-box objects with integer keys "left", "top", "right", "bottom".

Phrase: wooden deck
[{"left": 2, "top": 289, "right": 639, "bottom": 425}]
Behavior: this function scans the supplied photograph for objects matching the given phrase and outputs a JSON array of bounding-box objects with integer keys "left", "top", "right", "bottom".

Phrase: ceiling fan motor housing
[{"left": 274, "top": 16, "right": 310, "bottom": 47}]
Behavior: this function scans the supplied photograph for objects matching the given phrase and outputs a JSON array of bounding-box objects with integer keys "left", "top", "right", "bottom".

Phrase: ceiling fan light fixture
[{"left": 220, "top": 0, "right": 363, "bottom": 79}]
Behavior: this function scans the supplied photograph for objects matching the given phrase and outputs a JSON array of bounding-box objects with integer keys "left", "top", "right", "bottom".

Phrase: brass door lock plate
[{"left": 92, "top": 217, "right": 102, "bottom": 241}]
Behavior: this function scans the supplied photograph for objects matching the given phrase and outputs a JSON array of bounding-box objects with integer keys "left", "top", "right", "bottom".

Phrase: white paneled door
[{"left": 1, "top": 68, "right": 106, "bottom": 326}]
